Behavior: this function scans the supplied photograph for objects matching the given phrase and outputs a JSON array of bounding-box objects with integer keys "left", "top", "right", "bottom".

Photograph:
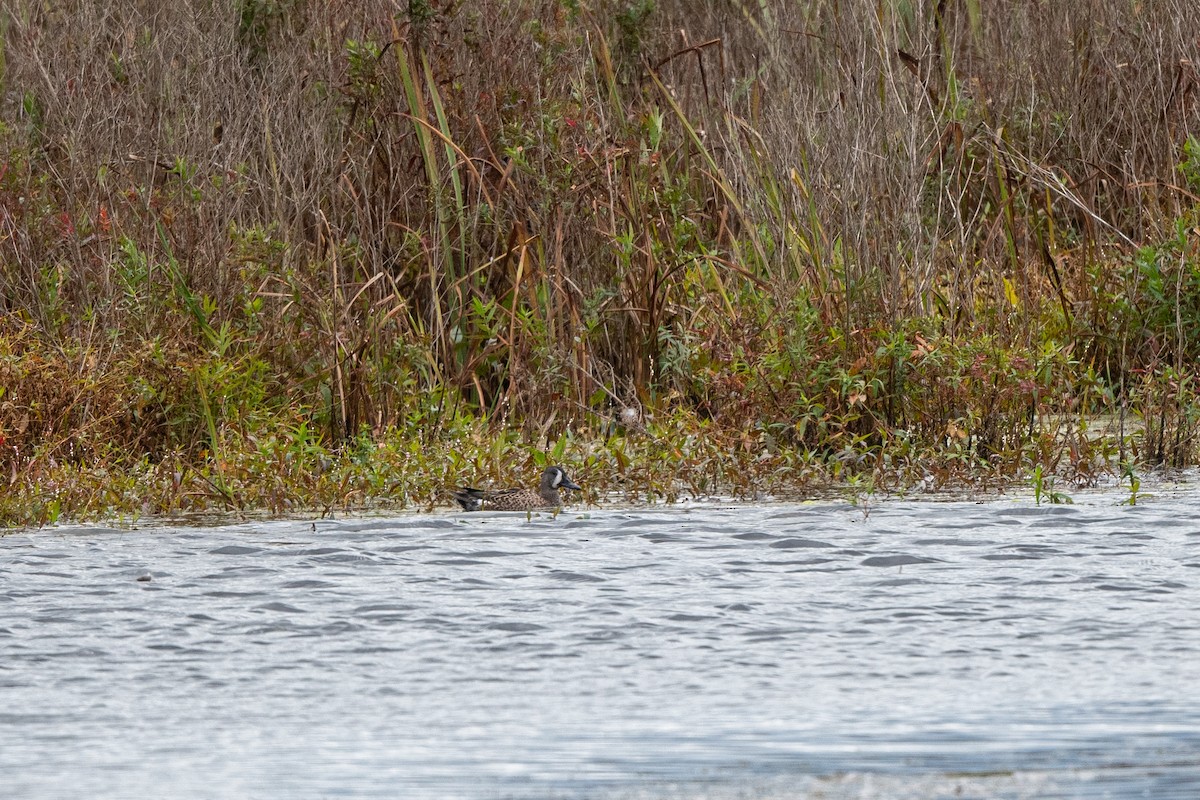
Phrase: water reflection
[{"left": 3, "top": 493, "right": 1200, "bottom": 798}]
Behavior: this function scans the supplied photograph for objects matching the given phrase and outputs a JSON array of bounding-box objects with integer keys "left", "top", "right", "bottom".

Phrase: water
[{"left": 4, "top": 492, "right": 1200, "bottom": 799}]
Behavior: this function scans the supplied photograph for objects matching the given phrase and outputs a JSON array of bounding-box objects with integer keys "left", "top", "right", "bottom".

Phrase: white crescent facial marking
[{"left": 551, "top": 468, "right": 563, "bottom": 488}]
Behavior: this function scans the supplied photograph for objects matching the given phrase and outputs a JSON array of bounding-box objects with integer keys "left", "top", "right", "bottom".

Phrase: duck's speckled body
[{"left": 452, "top": 466, "right": 582, "bottom": 512}]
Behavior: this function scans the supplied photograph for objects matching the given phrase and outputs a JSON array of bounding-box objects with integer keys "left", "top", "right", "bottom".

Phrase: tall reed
[{"left": 1, "top": 0, "right": 1198, "bottom": 492}]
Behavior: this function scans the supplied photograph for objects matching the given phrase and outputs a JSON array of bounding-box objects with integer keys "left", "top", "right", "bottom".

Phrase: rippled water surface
[{"left": 5, "top": 492, "right": 1200, "bottom": 799}]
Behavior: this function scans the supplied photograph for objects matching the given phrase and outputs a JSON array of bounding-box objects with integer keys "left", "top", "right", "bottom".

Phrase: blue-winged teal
[{"left": 452, "top": 466, "right": 582, "bottom": 512}]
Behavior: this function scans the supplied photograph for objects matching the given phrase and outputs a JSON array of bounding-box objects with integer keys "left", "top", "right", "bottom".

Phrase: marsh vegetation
[{"left": 1, "top": 0, "right": 1199, "bottom": 525}]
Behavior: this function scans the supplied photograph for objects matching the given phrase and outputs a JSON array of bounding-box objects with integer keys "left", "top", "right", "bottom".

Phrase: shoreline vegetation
[{"left": 2, "top": 1, "right": 1199, "bottom": 528}]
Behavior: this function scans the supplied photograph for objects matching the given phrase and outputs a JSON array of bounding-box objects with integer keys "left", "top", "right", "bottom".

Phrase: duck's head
[{"left": 543, "top": 465, "right": 582, "bottom": 492}]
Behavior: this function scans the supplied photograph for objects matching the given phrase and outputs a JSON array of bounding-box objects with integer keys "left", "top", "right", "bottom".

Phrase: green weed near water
[
  {"left": 1121, "top": 465, "right": 1147, "bottom": 507},
  {"left": 1030, "top": 464, "right": 1072, "bottom": 506}
]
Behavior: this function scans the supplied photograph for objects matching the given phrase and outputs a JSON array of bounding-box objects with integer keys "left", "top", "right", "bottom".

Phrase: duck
[{"left": 452, "top": 466, "right": 582, "bottom": 512}]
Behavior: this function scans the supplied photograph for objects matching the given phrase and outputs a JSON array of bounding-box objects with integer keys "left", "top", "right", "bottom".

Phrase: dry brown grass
[{"left": 1, "top": 0, "right": 1199, "bottom": 505}]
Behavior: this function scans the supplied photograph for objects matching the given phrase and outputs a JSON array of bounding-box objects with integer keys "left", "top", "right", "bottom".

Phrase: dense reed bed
[{"left": 2, "top": 0, "right": 1199, "bottom": 525}]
